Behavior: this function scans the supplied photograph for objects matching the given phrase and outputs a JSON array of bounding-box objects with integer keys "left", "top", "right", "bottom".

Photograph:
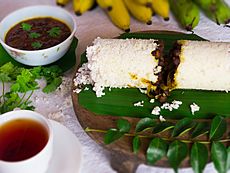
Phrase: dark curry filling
[
  {"left": 147, "top": 41, "right": 182, "bottom": 103},
  {"left": 167, "top": 42, "right": 182, "bottom": 88}
]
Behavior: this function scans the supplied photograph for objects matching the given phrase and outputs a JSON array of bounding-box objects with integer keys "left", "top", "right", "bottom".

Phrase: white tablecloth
[{"left": 1, "top": 1, "right": 230, "bottom": 173}]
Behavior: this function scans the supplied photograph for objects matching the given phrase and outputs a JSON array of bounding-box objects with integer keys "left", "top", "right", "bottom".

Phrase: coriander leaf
[
  {"left": 0, "top": 73, "right": 11, "bottom": 82},
  {"left": 147, "top": 138, "right": 168, "bottom": 165},
  {"left": 42, "top": 77, "right": 62, "bottom": 93},
  {"left": 10, "top": 69, "right": 38, "bottom": 92},
  {"left": 31, "top": 41, "right": 42, "bottom": 49},
  {"left": 41, "top": 66, "right": 63, "bottom": 93},
  {"left": 29, "top": 32, "right": 41, "bottom": 39},
  {"left": 48, "top": 27, "right": 61, "bottom": 37},
  {"left": 132, "top": 136, "right": 141, "bottom": 154},
  {"left": 0, "top": 62, "right": 22, "bottom": 82},
  {"left": 1, "top": 92, "right": 21, "bottom": 113},
  {"left": 21, "top": 22, "right": 32, "bottom": 31},
  {"left": 41, "top": 65, "right": 62, "bottom": 80},
  {"left": 29, "top": 66, "right": 42, "bottom": 79},
  {"left": 0, "top": 62, "right": 14, "bottom": 74}
]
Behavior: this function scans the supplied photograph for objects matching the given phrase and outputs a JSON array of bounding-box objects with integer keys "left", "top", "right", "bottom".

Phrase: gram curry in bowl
[{"left": 5, "top": 17, "right": 71, "bottom": 51}]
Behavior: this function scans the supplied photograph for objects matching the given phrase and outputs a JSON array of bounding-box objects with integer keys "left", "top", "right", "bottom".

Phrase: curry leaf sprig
[
  {"left": 85, "top": 116, "right": 229, "bottom": 173},
  {"left": 0, "top": 62, "right": 63, "bottom": 114}
]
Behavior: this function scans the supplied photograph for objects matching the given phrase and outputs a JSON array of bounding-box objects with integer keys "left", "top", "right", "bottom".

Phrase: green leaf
[
  {"left": 21, "top": 22, "right": 32, "bottom": 31},
  {"left": 191, "top": 122, "right": 210, "bottom": 138},
  {"left": 48, "top": 27, "right": 61, "bottom": 37},
  {"left": 167, "top": 140, "right": 188, "bottom": 173},
  {"left": 117, "top": 119, "right": 131, "bottom": 133},
  {"left": 172, "top": 118, "right": 196, "bottom": 137},
  {"left": 31, "top": 41, "right": 42, "bottom": 49},
  {"left": 209, "top": 116, "right": 227, "bottom": 140},
  {"left": 0, "top": 62, "right": 22, "bottom": 82},
  {"left": 190, "top": 142, "right": 208, "bottom": 173},
  {"left": 30, "top": 66, "right": 42, "bottom": 79},
  {"left": 29, "top": 32, "right": 41, "bottom": 39},
  {"left": 41, "top": 65, "right": 63, "bottom": 79},
  {"left": 10, "top": 69, "right": 38, "bottom": 92},
  {"left": 211, "top": 142, "right": 227, "bottom": 173},
  {"left": 0, "top": 73, "right": 11, "bottom": 82},
  {"left": 152, "top": 121, "right": 174, "bottom": 134},
  {"left": 226, "top": 147, "right": 230, "bottom": 171},
  {"left": 135, "top": 117, "right": 156, "bottom": 133},
  {"left": 42, "top": 77, "right": 62, "bottom": 93},
  {"left": 146, "top": 138, "right": 168, "bottom": 165},
  {"left": 104, "top": 129, "right": 124, "bottom": 144},
  {"left": 132, "top": 136, "right": 141, "bottom": 154}
]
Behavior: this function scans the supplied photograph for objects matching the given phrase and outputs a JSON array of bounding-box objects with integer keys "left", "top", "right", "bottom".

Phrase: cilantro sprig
[
  {"left": 47, "top": 27, "right": 61, "bottom": 37},
  {"left": 21, "top": 22, "right": 32, "bottom": 31},
  {"left": 0, "top": 62, "right": 62, "bottom": 114},
  {"left": 29, "top": 32, "right": 41, "bottom": 39},
  {"left": 31, "top": 41, "right": 42, "bottom": 49}
]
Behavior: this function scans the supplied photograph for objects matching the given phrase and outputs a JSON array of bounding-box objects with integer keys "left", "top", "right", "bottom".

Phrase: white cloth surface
[{"left": 0, "top": 1, "right": 230, "bottom": 173}]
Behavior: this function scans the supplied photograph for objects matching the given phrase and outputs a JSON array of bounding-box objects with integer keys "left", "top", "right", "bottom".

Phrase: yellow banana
[
  {"left": 152, "top": 0, "right": 170, "bottom": 20},
  {"left": 133, "top": 0, "right": 152, "bottom": 7},
  {"left": 124, "top": 0, "right": 152, "bottom": 24},
  {"left": 96, "top": 0, "right": 113, "bottom": 11},
  {"left": 56, "top": 0, "right": 70, "bottom": 6},
  {"left": 106, "top": 0, "right": 130, "bottom": 32},
  {"left": 73, "top": 0, "right": 96, "bottom": 16}
]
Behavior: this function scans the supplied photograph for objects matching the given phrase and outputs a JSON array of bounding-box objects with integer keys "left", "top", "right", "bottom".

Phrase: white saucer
[{"left": 46, "top": 120, "right": 82, "bottom": 173}]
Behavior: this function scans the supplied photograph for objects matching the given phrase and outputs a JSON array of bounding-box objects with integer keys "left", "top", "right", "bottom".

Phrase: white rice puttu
[
  {"left": 171, "top": 40, "right": 230, "bottom": 91},
  {"left": 86, "top": 37, "right": 164, "bottom": 97}
]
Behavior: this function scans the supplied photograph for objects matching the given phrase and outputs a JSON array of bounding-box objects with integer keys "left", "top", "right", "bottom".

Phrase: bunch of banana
[
  {"left": 124, "top": 0, "right": 153, "bottom": 25},
  {"left": 193, "top": 0, "right": 230, "bottom": 25},
  {"left": 57, "top": 0, "right": 96, "bottom": 16},
  {"left": 134, "top": 0, "right": 153, "bottom": 7},
  {"left": 151, "top": 0, "right": 170, "bottom": 21},
  {"left": 56, "top": 0, "right": 70, "bottom": 6},
  {"left": 73, "top": 0, "right": 96, "bottom": 16},
  {"left": 169, "top": 0, "right": 200, "bottom": 31},
  {"left": 96, "top": 0, "right": 113, "bottom": 11},
  {"left": 98, "top": 0, "right": 130, "bottom": 32}
]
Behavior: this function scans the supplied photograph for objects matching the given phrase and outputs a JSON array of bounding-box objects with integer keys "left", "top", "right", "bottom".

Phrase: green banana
[
  {"left": 193, "top": 0, "right": 230, "bottom": 24},
  {"left": 169, "top": 0, "right": 200, "bottom": 31}
]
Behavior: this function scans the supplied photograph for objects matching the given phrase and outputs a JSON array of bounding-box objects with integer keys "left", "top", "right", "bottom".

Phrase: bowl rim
[{"left": 0, "top": 5, "right": 77, "bottom": 53}]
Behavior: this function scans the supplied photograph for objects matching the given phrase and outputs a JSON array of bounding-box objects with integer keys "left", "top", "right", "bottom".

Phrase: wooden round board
[
  {"left": 71, "top": 31, "right": 230, "bottom": 173},
  {"left": 72, "top": 94, "right": 200, "bottom": 172}
]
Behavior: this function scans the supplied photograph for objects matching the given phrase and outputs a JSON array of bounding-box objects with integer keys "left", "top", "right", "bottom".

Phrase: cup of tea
[{"left": 0, "top": 110, "right": 53, "bottom": 173}]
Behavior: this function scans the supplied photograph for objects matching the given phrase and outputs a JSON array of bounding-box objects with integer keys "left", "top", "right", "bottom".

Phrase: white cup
[{"left": 0, "top": 110, "right": 53, "bottom": 173}]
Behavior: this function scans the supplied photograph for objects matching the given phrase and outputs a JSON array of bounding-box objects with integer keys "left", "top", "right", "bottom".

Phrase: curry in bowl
[{"left": 5, "top": 17, "right": 71, "bottom": 51}]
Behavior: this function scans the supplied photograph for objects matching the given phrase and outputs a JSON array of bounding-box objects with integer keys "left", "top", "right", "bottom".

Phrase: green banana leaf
[
  {"left": 78, "top": 32, "right": 230, "bottom": 119},
  {"left": 0, "top": 37, "right": 78, "bottom": 72}
]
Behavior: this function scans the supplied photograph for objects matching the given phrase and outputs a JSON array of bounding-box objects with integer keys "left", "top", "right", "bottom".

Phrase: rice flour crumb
[
  {"left": 190, "top": 103, "right": 200, "bottom": 115},
  {"left": 150, "top": 99, "right": 155, "bottom": 103},
  {"left": 159, "top": 115, "right": 166, "bottom": 122},
  {"left": 134, "top": 101, "right": 144, "bottom": 107},
  {"left": 151, "top": 106, "right": 161, "bottom": 115},
  {"left": 161, "top": 100, "right": 182, "bottom": 111}
]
